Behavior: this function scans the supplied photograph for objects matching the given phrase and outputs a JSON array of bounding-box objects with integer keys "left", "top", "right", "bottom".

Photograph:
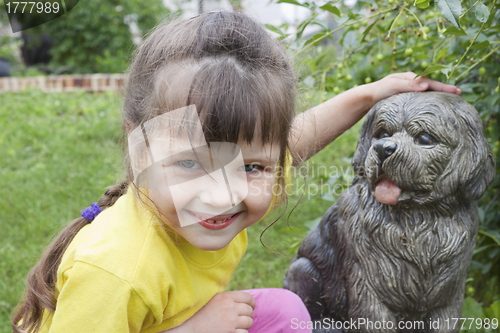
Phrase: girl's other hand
[
  {"left": 367, "top": 72, "right": 461, "bottom": 106},
  {"left": 180, "top": 291, "right": 255, "bottom": 333}
]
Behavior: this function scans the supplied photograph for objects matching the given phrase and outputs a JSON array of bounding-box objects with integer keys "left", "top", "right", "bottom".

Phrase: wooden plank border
[{"left": 0, "top": 74, "right": 127, "bottom": 93}]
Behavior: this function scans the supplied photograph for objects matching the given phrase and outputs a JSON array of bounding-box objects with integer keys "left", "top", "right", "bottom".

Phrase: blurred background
[
  {"left": 0, "top": 0, "right": 327, "bottom": 76},
  {"left": 1, "top": 0, "right": 499, "bottom": 332}
]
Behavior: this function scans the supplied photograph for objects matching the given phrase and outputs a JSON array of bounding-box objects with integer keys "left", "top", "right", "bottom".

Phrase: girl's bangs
[{"left": 185, "top": 58, "right": 293, "bottom": 147}]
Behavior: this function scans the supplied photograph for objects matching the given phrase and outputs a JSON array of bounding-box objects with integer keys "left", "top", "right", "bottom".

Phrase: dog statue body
[{"left": 284, "top": 92, "right": 496, "bottom": 333}]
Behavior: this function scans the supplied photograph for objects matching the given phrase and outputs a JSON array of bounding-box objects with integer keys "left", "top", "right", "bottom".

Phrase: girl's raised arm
[{"left": 289, "top": 72, "right": 461, "bottom": 165}]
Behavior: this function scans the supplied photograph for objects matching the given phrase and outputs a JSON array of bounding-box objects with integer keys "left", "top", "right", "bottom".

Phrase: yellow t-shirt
[{"left": 38, "top": 186, "right": 247, "bottom": 333}]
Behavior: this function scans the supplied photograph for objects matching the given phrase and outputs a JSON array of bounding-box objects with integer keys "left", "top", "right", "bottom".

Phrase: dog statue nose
[{"left": 374, "top": 140, "right": 397, "bottom": 162}]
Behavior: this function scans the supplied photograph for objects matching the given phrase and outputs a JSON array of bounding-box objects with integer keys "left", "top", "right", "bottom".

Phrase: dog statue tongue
[{"left": 375, "top": 178, "right": 401, "bottom": 205}]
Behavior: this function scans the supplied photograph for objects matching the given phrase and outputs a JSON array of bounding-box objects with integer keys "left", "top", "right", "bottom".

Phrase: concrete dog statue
[{"left": 284, "top": 92, "right": 496, "bottom": 333}]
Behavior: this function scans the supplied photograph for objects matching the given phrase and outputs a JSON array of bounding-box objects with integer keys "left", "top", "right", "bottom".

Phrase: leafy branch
[{"left": 296, "top": 7, "right": 396, "bottom": 56}]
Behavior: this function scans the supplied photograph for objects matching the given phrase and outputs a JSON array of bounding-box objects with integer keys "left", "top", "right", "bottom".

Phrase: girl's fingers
[
  {"left": 386, "top": 71, "right": 419, "bottom": 81},
  {"left": 409, "top": 73, "right": 461, "bottom": 95},
  {"left": 389, "top": 72, "right": 461, "bottom": 95},
  {"left": 232, "top": 291, "right": 256, "bottom": 309},
  {"left": 396, "top": 72, "right": 417, "bottom": 80},
  {"left": 417, "top": 77, "right": 461, "bottom": 94},
  {"left": 376, "top": 75, "right": 427, "bottom": 98},
  {"left": 236, "top": 330, "right": 249, "bottom": 333},
  {"left": 369, "top": 72, "right": 462, "bottom": 108},
  {"left": 237, "top": 302, "right": 254, "bottom": 318},
  {"left": 236, "top": 315, "right": 254, "bottom": 329}
]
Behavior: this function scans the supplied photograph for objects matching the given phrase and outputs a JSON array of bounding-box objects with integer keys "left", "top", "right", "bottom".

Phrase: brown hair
[{"left": 12, "top": 11, "right": 296, "bottom": 332}]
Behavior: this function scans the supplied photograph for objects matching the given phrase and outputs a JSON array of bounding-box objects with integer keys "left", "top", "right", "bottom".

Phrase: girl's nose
[
  {"left": 199, "top": 188, "right": 233, "bottom": 208},
  {"left": 198, "top": 171, "right": 247, "bottom": 209}
]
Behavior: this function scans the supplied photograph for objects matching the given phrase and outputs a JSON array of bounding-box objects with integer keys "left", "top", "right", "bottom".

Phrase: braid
[
  {"left": 98, "top": 180, "right": 129, "bottom": 210},
  {"left": 12, "top": 180, "right": 130, "bottom": 333}
]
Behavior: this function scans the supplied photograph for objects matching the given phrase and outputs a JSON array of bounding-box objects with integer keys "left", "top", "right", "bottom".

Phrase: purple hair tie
[{"left": 81, "top": 202, "right": 102, "bottom": 222}]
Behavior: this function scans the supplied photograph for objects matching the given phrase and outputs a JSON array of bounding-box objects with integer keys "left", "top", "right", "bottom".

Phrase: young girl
[{"left": 12, "top": 11, "right": 460, "bottom": 333}]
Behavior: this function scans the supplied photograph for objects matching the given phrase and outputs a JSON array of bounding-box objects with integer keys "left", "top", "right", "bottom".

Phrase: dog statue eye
[
  {"left": 379, "top": 132, "right": 390, "bottom": 139},
  {"left": 417, "top": 133, "right": 435, "bottom": 145}
]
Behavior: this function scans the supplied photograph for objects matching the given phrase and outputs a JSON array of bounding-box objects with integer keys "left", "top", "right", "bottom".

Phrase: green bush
[
  {"left": 21, "top": 0, "right": 172, "bottom": 74},
  {"left": 268, "top": 0, "right": 500, "bottom": 328},
  {"left": 0, "top": 35, "right": 22, "bottom": 74}
]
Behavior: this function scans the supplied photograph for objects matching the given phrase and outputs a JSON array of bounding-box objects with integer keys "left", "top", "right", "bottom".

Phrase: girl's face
[{"left": 146, "top": 135, "right": 280, "bottom": 251}]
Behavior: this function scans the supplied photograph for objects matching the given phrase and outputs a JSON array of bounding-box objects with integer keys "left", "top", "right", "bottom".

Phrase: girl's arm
[{"left": 289, "top": 72, "right": 461, "bottom": 165}]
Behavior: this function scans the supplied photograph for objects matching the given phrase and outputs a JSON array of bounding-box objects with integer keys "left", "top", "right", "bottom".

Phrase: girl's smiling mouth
[{"left": 184, "top": 210, "right": 244, "bottom": 230}]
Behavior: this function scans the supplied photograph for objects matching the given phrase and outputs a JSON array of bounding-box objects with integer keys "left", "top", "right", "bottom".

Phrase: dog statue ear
[
  {"left": 352, "top": 103, "right": 380, "bottom": 176},
  {"left": 456, "top": 101, "right": 496, "bottom": 201}
]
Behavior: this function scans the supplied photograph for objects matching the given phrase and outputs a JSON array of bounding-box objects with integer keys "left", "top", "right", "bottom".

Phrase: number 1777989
[{"left": 5, "top": 1, "right": 60, "bottom": 14}]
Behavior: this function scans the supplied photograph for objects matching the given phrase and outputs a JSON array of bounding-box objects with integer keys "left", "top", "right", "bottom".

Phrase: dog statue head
[{"left": 352, "top": 92, "right": 495, "bottom": 211}]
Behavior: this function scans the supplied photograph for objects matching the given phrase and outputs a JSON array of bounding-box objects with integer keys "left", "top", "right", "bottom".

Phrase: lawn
[{"left": 0, "top": 89, "right": 361, "bottom": 332}]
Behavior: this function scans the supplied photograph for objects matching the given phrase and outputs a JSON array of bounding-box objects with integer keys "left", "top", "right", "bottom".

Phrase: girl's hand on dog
[
  {"left": 290, "top": 71, "right": 461, "bottom": 164},
  {"left": 165, "top": 291, "right": 255, "bottom": 333},
  {"left": 367, "top": 72, "right": 461, "bottom": 105}
]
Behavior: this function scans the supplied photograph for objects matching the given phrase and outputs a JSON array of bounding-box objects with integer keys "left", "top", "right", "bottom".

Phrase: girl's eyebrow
[
  {"left": 243, "top": 155, "right": 279, "bottom": 165},
  {"left": 163, "top": 148, "right": 211, "bottom": 161}
]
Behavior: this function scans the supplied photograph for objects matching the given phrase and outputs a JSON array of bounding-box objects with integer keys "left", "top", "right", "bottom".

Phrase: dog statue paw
[{"left": 284, "top": 92, "right": 496, "bottom": 333}]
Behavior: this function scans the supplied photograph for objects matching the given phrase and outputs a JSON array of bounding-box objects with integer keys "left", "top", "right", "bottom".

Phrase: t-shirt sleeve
[{"left": 48, "top": 261, "right": 155, "bottom": 333}]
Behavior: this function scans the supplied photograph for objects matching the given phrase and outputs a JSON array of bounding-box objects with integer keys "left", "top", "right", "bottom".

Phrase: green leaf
[
  {"left": 486, "top": 24, "right": 500, "bottom": 32},
  {"left": 320, "top": 3, "right": 340, "bottom": 16},
  {"left": 483, "top": 301, "right": 500, "bottom": 320},
  {"left": 484, "top": 93, "right": 500, "bottom": 107},
  {"left": 441, "top": 67, "right": 453, "bottom": 77},
  {"left": 473, "top": 244, "right": 495, "bottom": 255},
  {"left": 412, "top": 44, "right": 434, "bottom": 52},
  {"left": 470, "top": 40, "right": 490, "bottom": 50},
  {"left": 436, "top": 47, "right": 449, "bottom": 60},
  {"left": 478, "top": 206, "right": 485, "bottom": 222},
  {"left": 481, "top": 261, "right": 493, "bottom": 274},
  {"left": 305, "top": 32, "right": 329, "bottom": 46},
  {"left": 436, "top": 0, "right": 462, "bottom": 29},
  {"left": 296, "top": 13, "right": 320, "bottom": 39},
  {"left": 277, "top": 0, "right": 308, "bottom": 7},
  {"left": 417, "top": 65, "right": 448, "bottom": 77},
  {"left": 348, "top": 12, "right": 361, "bottom": 20},
  {"left": 443, "top": 26, "right": 468, "bottom": 36},
  {"left": 415, "top": 0, "right": 430, "bottom": 9},
  {"left": 264, "top": 24, "right": 285, "bottom": 37},
  {"left": 461, "top": 297, "right": 483, "bottom": 319},
  {"left": 474, "top": 2, "right": 490, "bottom": 23},
  {"left": 478, "top": 229, "right": 500, "bottom": 246},
  {"left": 361, "top": 20, "right": 377, "bottom": 42},
  {"left": 342, "top": 30, "right": 358, "bottom": 48},
  {"left": 469, "top": 260, "right": 485, "bottom": 271},
  {"left": 413, "top": 53, "right": 431, "bottom": 59}
]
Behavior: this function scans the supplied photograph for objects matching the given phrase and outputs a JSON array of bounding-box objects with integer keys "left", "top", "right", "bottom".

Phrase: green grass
[
  {"left": 0, "top": 89, "right": 360, "bottom": 332},
  {"left": 0, "top": 89, "right": 125, "bottom": 331}
]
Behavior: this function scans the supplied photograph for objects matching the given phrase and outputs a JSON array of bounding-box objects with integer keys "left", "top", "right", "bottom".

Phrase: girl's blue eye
[
  {"left": 176, "top": 160, "right": 200, "bottom": 169},
  {"left": 242, "top": 164, "right": 263, "bottom": 172}
]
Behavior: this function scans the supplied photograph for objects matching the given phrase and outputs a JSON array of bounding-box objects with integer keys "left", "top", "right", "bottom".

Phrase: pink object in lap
[{"left": 242, "top": 288, "right": 312, "bottom": 333}]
